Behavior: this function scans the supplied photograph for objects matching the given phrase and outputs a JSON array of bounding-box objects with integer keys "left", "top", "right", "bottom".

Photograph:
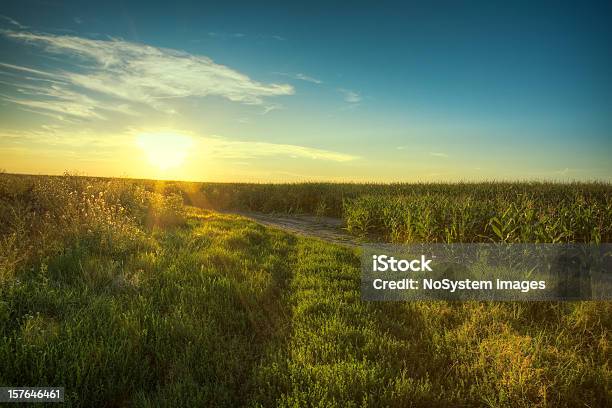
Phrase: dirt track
[{"left": 234, "top": 212, "right": 361, "bottom": 247}]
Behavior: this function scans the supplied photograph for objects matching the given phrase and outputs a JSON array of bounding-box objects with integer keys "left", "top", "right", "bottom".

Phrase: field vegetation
[
  {"left": 197, "top": 181, "right": 612, "bottom": 243},
  {"left": 0, "top": 173, "right": 610, "bottom": 407}
]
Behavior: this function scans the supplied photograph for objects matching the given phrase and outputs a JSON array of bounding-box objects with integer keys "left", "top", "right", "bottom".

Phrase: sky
[{"left": 0, "top": 0, "right": 610, "bottom": 182}]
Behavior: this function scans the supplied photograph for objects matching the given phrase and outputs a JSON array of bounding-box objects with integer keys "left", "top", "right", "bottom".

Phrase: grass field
[{"left": 0, "top": 173, "right": 610, "bottom": 407}]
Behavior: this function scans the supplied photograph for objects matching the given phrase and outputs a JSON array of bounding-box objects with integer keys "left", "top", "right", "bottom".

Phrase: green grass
[
  {"left": 0, "top": 174, "right": 610, "bottom": 406},
  {"left": 0, "top": 209, "right": 294, "bottom": 406}
]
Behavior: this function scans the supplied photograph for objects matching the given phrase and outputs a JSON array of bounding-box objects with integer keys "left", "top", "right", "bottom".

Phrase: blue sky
[{"left": 0, "top": 0, "right": 610, "bottom": 181}]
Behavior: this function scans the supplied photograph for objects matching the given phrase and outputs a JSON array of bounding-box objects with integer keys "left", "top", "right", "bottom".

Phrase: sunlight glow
[{"left": 136, "top": 132, "right": 194, "bottom": 170}]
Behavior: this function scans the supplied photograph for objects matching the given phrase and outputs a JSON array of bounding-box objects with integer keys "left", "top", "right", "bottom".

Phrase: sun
[{"left": 136, "top": 132, "right": 194, "bottom": 170}]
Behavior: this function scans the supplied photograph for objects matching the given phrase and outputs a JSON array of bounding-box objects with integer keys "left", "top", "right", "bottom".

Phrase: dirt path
[{"left": 233, "top": 212, "right": 362, "bottom": 247}]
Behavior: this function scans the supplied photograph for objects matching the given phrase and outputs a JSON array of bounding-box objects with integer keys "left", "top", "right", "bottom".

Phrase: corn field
[
  {"left": 343, "top": 189, "right": 612, "bottom": 243},
  {"left": 196, "top": 181, "right": 612, "bottom": 244}
]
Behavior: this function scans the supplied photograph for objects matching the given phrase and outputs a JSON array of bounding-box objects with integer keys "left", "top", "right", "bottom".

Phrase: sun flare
[{"left": 136, "top": 132, "right": 194, "bottom": 170}]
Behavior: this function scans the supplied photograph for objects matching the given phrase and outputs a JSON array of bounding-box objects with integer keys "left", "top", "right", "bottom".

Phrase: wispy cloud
[
  {"left": 5, "top": 95, "right": 103, "bottom": 119},
  {"left": 124, "top": 128, "right": 358, "bottom": 162},
  {"left": 0, "top": 62, "right": 59, "bottom": 78},
  {"left": 207, "top": 31, "right": 245, "bottom": 39},
  {"left": 204, "top": 33, "right": 285, "bottom": 41},
  {"left": 275, "top": 72, "right": 322, "bottom": 84},
  {"left": 338, "top": 88, "right": 361, "bottom": 103},
  {"left": 202, "top": 136, "right": 359, "bottom": 162},
  {"left": 1, "top": 79, "right": 136, "bottom": 120},
  {"left": 260, "top": 104, "right": 283, "bottom": 115},
  {"left": 0, "top": 127, "right": 133, "bottom": 152},
  {"left": 0, "top": 15, "right": 27, "bottom": 29},
  {"left": 1, "top": 127, "right": 359, "bottom": 163},
  {"left": 1, "top": 29, "right": 294, "bottom": 118},
  {"left": 266, "top": 34, "right": 286, "bottom": 41},
  {"left": 429, "top": 152, "right": 449, "bottom": 158}
]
